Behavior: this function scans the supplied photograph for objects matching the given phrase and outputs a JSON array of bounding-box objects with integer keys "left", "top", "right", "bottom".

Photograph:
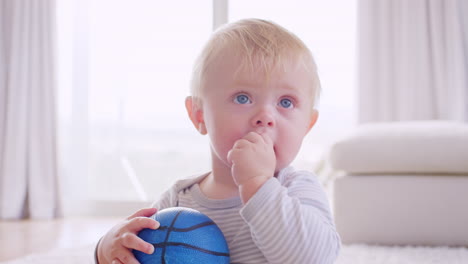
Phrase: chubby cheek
[
  {"left": 275, "top": 130, "right": 306, "bottom": 171},
  {"left": 209, "top": 133, "right": 235, "bottom": 163},
  {"left": 206, "top": 118, "right": 246, "bottom": 166}
]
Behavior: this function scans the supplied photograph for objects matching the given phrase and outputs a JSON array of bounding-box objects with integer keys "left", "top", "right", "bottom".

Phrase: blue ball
[{"left": 134, "top": 207, "right": 230, "bottom": 264}]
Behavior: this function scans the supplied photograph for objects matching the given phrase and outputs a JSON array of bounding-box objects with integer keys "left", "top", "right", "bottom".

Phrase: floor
[
  {"left": 0, "top": 217, "right": 120, "bottom": 262},
  {"left": 2, "top": 218, "right": 468, "bottom": 264}
]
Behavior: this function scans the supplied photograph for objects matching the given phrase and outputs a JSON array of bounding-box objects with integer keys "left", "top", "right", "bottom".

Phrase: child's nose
[{"left": 252, "top": 109, "right": 275, "bottom": 128}]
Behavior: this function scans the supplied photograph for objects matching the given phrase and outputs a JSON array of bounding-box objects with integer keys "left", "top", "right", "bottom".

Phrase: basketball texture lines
[{"left": 134, "top": 207, "right": 230, "bottom": 264}]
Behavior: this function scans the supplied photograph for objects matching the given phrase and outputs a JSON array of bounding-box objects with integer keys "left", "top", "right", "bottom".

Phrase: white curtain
[
  {"left": 0, "top": 0, "right": 60, "bottom": 219},
  {"left": 358, "top": 0, "right": 468, "bottom": 123}
]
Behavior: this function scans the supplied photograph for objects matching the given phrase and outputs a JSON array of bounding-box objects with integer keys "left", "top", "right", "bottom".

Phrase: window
[
  {"left": 57, "top": 0, "right": 356, "bottom": 213},
  {"left": 86, "top": 0, "right": 212, "bottom": 202}
]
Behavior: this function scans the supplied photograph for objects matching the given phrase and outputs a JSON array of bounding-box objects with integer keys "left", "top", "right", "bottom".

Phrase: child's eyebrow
[
  {"left": 233, "top": 80, "right": 259, "bottom": 88},
  {"left": 231, "top": 80, "right": 306, "bottom": 95},
  {"left": 280, "top": 83, "right": 298, "bottom": 91},
  {"left": 278, "top": 82, "right": 305, "bottom": 94}
]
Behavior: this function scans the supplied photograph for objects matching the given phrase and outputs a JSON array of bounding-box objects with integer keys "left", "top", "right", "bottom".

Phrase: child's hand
[
  {"left": 97, "top": 208, "right": 160, "bottom": 264},
  {"left": 227, "top": 131, "right": 276, "bottom": 188}
]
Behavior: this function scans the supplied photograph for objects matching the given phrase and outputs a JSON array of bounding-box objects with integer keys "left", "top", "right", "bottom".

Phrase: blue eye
[
  {"left": 279, "top": 98, "right": 293, "bottom": 108},
  {"left": 234, "top": 94, "right": 251, "bottom": 104}
]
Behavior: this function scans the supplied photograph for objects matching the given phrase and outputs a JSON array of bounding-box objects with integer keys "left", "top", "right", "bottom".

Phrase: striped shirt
[{"left": 153, "top": 167, "right": 341, "bottom": 264}]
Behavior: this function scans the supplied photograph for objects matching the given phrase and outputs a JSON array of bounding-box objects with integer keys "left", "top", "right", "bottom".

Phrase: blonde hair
[{"left": 190, "top": 18, "right": 321, "bottom": 107}]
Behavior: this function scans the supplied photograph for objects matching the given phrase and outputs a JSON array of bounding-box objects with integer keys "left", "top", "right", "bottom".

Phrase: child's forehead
[
  {"left": 204, "top": 54, "right": 315, "bottom": 96},
  {"left": 210, "top": 48, "right": 310, "bottom": 79},
  {"left": 234, "top": 65, "right": 314, "bottom": 94},
  {"left": 200, "top": 42, "right": 318, "bottom": 97}
]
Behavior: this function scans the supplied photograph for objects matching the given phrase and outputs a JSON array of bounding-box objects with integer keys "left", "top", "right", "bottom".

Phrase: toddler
[{"left": 96, "top": 18, "right": 341, "bottom": 264}]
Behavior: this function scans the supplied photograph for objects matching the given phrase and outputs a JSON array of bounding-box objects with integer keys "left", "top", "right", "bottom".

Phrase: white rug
[
  {"left": 2, "top": 244, "right": 468, "bottom": 264},
  {"left": 336, "top": 244, "right": 468, "bottom": 264}
]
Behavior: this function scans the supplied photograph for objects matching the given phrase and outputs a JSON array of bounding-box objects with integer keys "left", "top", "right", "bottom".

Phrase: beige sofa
[{"left": 328, "top": 121, "right": 468, "bottom": 246}]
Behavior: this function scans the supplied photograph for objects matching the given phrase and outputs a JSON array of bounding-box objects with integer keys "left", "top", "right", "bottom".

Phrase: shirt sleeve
[
  {"left": 239, "top": 170, "right": 341, "bottom": 264},
  {"left": 151, "top": 188, "right": 174, "bottom": 210},
  {"left": 151, "top": 174, "right": 207, "bottom": 210}
]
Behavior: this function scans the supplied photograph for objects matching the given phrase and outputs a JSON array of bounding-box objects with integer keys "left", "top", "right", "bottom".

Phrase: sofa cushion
[
  {"left": 328, "top": 121, "right": 468, "bottom": 174},
  {"left": 334, "top": 174, "right": 468, "bottom": 246}
]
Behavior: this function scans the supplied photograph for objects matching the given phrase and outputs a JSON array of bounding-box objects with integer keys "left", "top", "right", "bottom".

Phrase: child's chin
[
  {"left": 276, "top": 157, "right": 295, "bottom": 171},
  {"left": 275, "top": 163, "right": 287, "bottom": 174}
]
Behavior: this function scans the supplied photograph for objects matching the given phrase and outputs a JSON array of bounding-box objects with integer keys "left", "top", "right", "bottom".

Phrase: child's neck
[{"left": 199, "top": 156, "right": 239, "bottom": 200}]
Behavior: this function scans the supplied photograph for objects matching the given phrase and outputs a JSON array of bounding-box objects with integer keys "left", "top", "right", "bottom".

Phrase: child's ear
[
  {"left": 185, "top": 96, "right": 207, "bottom": 135},
  {"left": 306, "top": 110, "right": 319, "bottom": 133}
]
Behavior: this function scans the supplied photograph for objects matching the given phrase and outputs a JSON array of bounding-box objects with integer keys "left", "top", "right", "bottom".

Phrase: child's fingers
[
  {"left": 127, "top": 216, "right": 160, "bottom": 232},
  {"left": 227, "top": 145, "right": 242, "bottom": 165},
  {"left": 121, "top": 233, "right": 155, "bottom": 255},
  {"left": 127, "top": 207, "right": 157, "bottom": 220},
  {"left": 245, "top": 131, "right": 274, "bottom": 149},
  {"left": 233, "top": 138, "right": 250, "bottom": 150},
  {"left": 259, "top": 132, "right": 274, "bottom": 148},
  {"left": 243, "top": 131, "right": 263, "bottom": 144},
  {"left": 114, "top": 251, "right": 140, "bottom": 264},
  {"left": 227, "top": 149, "right": 233, "bottom": 166},
  {"left": 253, "top": 131, "right": 273, "bottom": 146},
  {"left": 111, "top": 259, "right": 123, "bottom": 264},
  {"left": 111, "top": 259, "right": 124, "bottom": 264}
]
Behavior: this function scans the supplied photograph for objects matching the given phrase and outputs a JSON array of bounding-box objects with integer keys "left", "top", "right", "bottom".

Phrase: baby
[{"left": 96, "top": 18, "right": 341, "bottom": 264}]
